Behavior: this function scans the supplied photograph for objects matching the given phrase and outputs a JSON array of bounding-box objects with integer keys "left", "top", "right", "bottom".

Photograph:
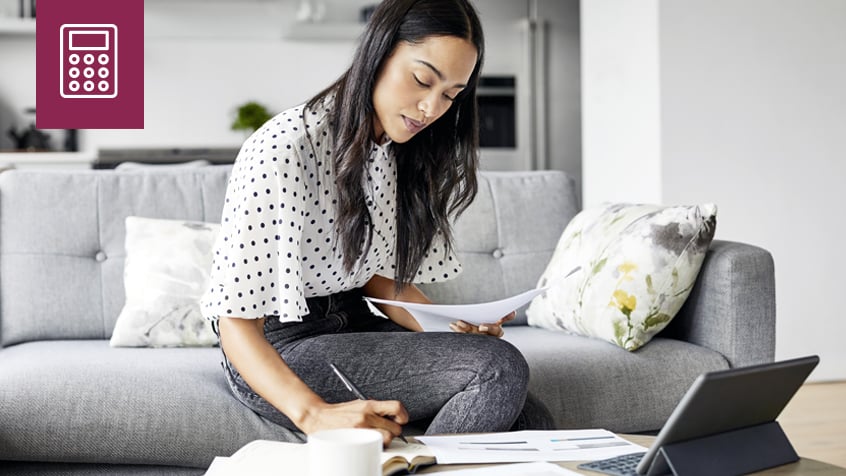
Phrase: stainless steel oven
[
  {"left": 478, "top": 76, "right": 516, "bottom": 149},
  {"left": 477, "top": 75, "right": 531, "bottom": 171}
]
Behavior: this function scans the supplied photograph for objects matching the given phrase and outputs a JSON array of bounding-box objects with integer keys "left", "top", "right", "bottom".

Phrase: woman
[{"left": 201, "top": 0, "right": 553, "bottom": 445}]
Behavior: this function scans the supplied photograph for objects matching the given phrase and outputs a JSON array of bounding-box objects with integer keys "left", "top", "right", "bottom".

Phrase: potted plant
[{"left": 231, "top": 101, "right": 273, "bottom": 134}]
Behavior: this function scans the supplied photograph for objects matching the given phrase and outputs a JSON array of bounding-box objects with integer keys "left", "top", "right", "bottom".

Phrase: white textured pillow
[
  {"left": 526, "top": 203, "right": 717, "bottom": 351},
  {"left": 110, "top": 216, "right": 220, "bottom": 347}
]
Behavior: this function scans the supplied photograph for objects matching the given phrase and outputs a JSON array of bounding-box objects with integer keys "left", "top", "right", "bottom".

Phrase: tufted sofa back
[
  {"left": 0, "top": 166, "right": 232, "bottom": 346},
  {"left": 0, "top": 167, "right": 578, "bottom": 346}
]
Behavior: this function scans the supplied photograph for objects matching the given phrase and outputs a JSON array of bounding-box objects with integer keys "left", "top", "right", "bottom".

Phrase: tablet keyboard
[{"left": 577, "top": 451, "right": 646, "bottom": 476}]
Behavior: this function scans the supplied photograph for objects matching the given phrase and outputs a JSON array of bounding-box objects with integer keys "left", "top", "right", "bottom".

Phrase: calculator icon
[{"left": 60, "top": 24, "right": 118, "bottom": 99}]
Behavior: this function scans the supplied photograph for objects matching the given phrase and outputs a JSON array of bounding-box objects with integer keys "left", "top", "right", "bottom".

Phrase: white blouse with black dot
[{"left": 200, "top": 103, "right": 462, "bottom": 322}]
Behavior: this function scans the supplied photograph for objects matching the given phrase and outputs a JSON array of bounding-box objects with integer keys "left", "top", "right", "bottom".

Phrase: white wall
[
  {"left": 583, "top": 0, "right": 846, "bottom": 381},
  {"left": 661, "top": 0, "right": 846, "bottom": 382},
  {"left": 581, "top": 0, "right": 662, "bottom": 206}
]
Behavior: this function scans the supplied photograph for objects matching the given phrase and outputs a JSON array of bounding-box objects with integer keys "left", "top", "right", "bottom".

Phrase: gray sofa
[{"left": 0, "top": 166, "right": 775, "bottom": 475}]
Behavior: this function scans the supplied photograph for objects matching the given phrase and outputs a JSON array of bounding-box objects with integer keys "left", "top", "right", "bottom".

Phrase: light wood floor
[{"left": 778, "top": 381, "right": 846, "bottom": 468}]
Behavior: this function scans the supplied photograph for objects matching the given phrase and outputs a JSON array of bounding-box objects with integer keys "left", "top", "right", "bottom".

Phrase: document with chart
[{"left": 415, "top": 429, "right": 646, "bottom": 464}]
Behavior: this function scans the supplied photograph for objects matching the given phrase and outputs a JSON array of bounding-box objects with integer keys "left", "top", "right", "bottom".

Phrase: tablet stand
[{"left": 646, "top": 421, "right": 798, "bottom": 476}]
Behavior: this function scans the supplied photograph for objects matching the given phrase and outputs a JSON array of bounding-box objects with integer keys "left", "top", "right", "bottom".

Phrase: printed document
[
  {"left": 415, "top": 429, "right": 646, "bottom": 464},
  {"left": 432, "top": 462, "right": 580, "bottom": 475}
]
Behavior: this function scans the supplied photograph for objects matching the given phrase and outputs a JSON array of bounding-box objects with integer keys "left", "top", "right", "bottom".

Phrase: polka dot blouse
[{"left": 201, "top": 102, "right": 462, "bottom": 322}]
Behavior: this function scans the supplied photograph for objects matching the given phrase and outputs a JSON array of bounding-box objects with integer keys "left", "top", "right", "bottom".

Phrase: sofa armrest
[{"left": 664, "top": 240, "right": 776, "bottom": 368}]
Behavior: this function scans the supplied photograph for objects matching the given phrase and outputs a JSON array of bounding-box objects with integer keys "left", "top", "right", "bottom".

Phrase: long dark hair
[{"left": 306, "top": 0, "right": 484, "bottom": 291}]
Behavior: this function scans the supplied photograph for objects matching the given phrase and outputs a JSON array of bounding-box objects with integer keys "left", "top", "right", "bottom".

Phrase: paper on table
[
  {"left": 366, "top": 267, "right": 581, "bottom": 332},
  {"left": 427, "top": 461, "right": 580, "bottom": 475},
  {"left": 415, "top": 429, "right": 647, "bottom": 464}
]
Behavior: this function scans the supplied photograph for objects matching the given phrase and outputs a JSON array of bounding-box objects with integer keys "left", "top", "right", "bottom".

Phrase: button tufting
[
  {"left": 492, "top": 249, "right": 504, "bottom": 259},
  {"left": 95, "top": 251, "right": 107, "bottom": 262}
]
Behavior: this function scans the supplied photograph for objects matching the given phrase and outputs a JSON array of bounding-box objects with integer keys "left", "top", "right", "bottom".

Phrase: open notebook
[
  {"left": 204, "top": 438, "right": 436, "bottom": 476},
  {"left": 381, "top": 439, "right": 437, "bottom": 475}
]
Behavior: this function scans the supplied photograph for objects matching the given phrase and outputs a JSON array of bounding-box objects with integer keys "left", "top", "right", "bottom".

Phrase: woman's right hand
[{"left": 301, "top": 399, "right": 409, "bottom": 446}]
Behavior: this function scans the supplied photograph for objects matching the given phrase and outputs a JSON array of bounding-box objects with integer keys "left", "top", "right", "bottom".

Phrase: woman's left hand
[{"left": 449, "top": 311, "right": 516, "bottom": 338}]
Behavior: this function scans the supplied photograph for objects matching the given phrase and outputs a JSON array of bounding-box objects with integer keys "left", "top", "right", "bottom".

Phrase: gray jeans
[{"left": 218, "top": 288, "right": 554, "bottom": 435}]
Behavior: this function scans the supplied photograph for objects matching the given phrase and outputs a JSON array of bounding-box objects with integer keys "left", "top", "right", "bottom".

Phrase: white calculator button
[
  {"left": 98, "top": 67, "right": 109, "bottom": 78},
  {"left": 69, "top": 81, "right": 80, "bottom": 92},
  {"left": 69, "top": 54, "right": 80, "bottom": 65},
  {"left": 83, "top": 67, "right": 95, "bottom": 79},
  {"left": 98, "top": 54, "right": 110, "bottom": 65},
  {"left": 83, "top": 81, "right": 95, "bottom": 92},
  {"left": 84, "top": 54, "right": 95, "bottom": 65},
  {"left": 69, "top": 67, "right": 80, "bottom": 78},
  {"left": 98, "top": 81, "right": 109, "bottom": 92}
]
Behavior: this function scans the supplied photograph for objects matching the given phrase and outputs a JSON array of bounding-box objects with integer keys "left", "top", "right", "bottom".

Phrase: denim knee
[{"left": 470, "top": 336, "right": 530, "bottom": 393}]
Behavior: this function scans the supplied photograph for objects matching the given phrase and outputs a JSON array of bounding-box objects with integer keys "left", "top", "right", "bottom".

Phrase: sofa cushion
[
  {"left": 110, "top": 216, "right": 219, "bottom": 348},
  {"left": 0, "top": 341, "right": 302, "bottom": 468},
  {"left": 526, "top": 203, "right": 717, "bottom": 350},
  {"left": 503, "top": 327, "right": 729, "bottom": 432}
]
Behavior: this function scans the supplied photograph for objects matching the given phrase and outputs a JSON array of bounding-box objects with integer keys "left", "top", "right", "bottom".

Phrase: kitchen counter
[
  {"left": 92, "top": 147, "right": 239, "bottom": 169},
  {"left": 0, "top": 150, "right": 96, "bottom": 171}
]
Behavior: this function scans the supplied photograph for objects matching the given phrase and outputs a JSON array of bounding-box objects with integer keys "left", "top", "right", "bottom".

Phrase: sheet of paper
[
  {"left": 366, "top": 286, "right": 546, "bottom": 331},
  {"left": 365, "top": 267, "right": 580, "bottom": 331},
  {"left": 415, "top": 429, "right": 646, "bottom": 464},
  {"left": 203, "top": 456, "right": 232, "bottom": 476},
  {"left": 426, "top": 461, "right": 580, "bottom": 475}
]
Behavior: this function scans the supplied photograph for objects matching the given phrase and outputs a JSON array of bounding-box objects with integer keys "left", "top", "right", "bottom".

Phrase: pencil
[{"left": 329, "top": 362, "right": 409, "bottom": 444}]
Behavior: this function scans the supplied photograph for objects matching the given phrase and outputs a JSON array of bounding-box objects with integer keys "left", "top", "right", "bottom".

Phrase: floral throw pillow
[
  {"left": 526, "top": 203, "right": 717, "bottom": 351},
  {"left": 110, "top": 216, "right": 220, "bottom": 347}
]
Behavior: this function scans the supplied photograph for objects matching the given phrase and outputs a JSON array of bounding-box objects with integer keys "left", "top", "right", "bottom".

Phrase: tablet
[{"left": 636, "top": 355, "right": 819, "bottom": 475}]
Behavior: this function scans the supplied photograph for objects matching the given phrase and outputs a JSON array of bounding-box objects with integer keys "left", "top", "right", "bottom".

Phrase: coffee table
[{"left": 415, "top": 434, "right": 846, "bottom": 475}]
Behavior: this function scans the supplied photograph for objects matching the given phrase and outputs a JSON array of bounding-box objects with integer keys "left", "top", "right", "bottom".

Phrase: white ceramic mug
[{"left": 307, "top": 428, "right": 382, "bottom": 476}]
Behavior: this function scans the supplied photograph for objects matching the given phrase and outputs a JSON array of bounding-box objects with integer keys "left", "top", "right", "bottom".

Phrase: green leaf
[
  {"left": 609, "top": 214, "right": 626, "bottom": 226},
  {"left": 592, "top": 257, "right": 607, "bottom": 276},
  {"left": 643, "top": 312, "right": 672, "bottom": 329},
  {"left": 562, "top": 230, "right": 581, "bottom": 248}
]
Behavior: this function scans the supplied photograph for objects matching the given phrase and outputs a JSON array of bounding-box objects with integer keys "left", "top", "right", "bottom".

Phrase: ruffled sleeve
[{"left": 201, "top": 130, "right": 310, "bottom": 322}]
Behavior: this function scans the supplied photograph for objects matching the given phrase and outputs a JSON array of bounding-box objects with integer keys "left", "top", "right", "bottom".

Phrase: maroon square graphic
[{"left": 37, "top": 0, "right": 143, "bottom": 129}]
